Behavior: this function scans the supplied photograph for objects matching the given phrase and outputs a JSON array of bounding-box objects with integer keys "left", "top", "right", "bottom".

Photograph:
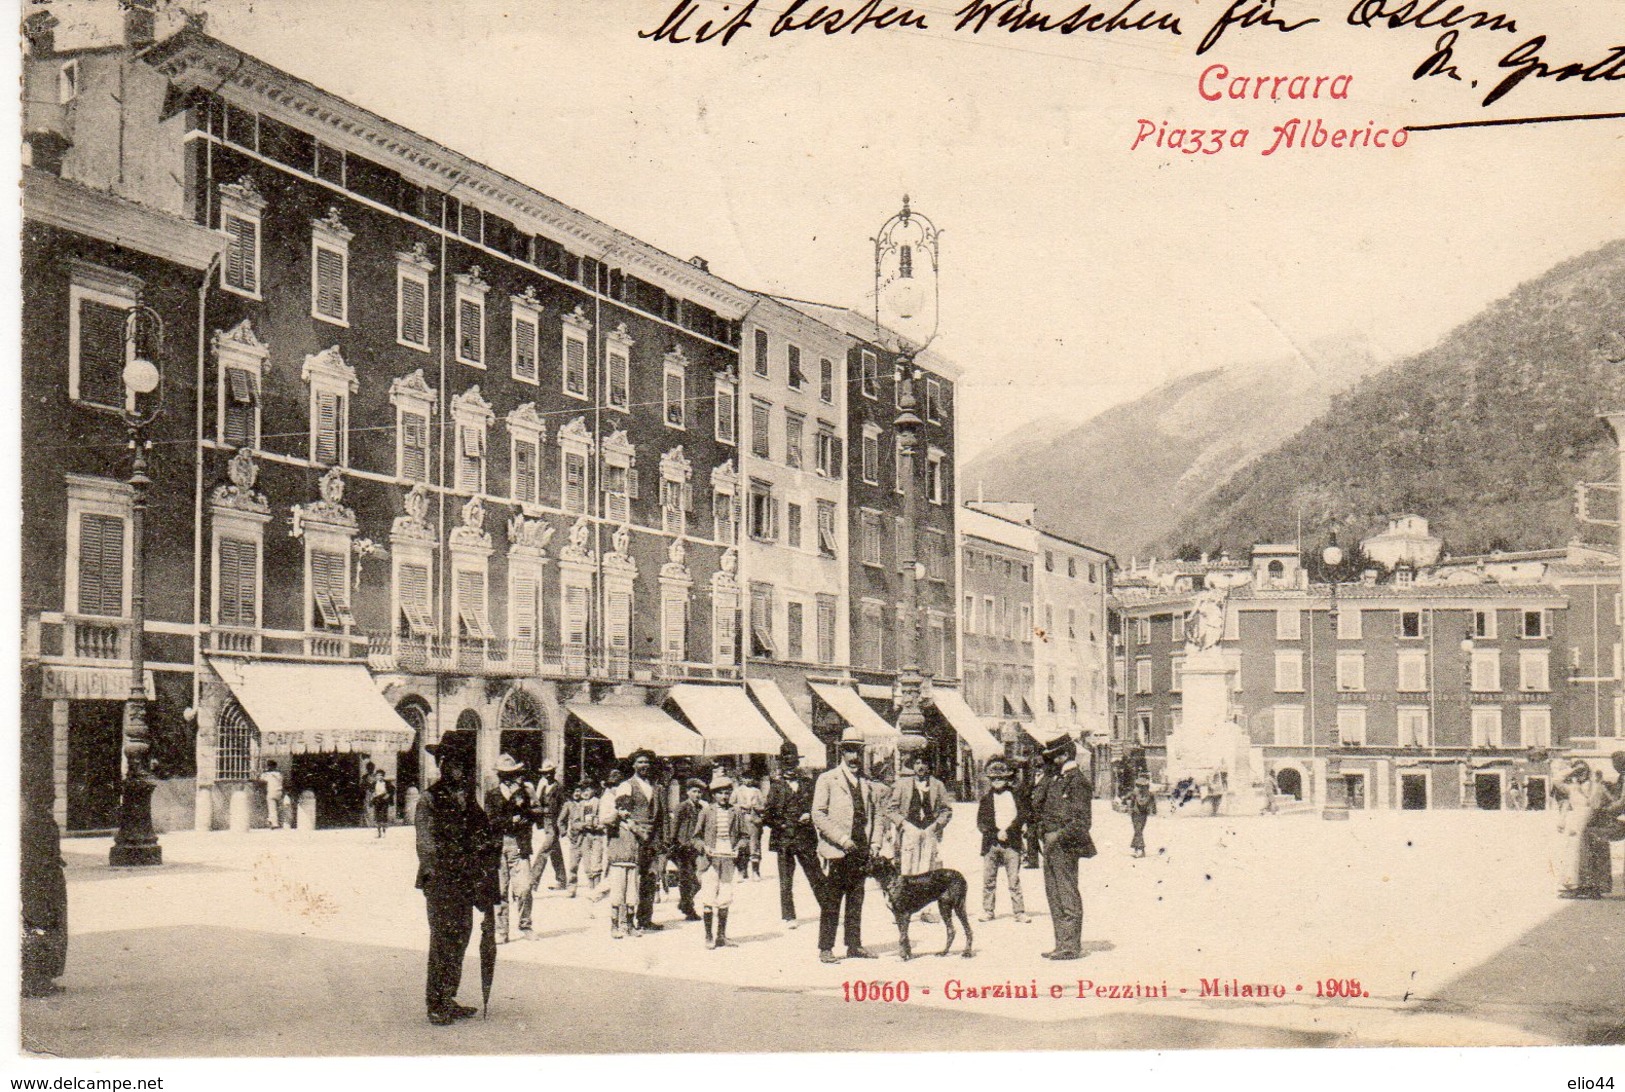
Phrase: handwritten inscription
[
  {"left": 951, "top": 0, "right": 1183, "bottom": 36},
  {"left": 636, "top": 0, "right": 1622, "bottom": 114}
]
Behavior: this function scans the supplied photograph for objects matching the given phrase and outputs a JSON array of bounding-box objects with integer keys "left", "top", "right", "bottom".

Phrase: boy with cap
[
  {"left": 603, "top": 794, "right": 645, "bottom": 938},
  {"left": 695, "top": 773, "right": 751, "bottom": 947},
  {"left": 977, "top": 758, "right": 1030, "bottom": 923},
  {"left": 671, "top": 776, "right": 709, "bottom": 921}
]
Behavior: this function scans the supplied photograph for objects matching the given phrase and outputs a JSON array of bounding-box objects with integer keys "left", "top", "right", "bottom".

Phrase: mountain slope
[
  {"left": 1161, "top": 239, "right": 1625, "bottom": 557},
  {"left": 962, "top": 337, "right": 1385, "bottom": 557}
]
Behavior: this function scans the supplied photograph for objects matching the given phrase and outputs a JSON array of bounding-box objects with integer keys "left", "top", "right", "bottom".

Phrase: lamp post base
[
  {"left": 109, "top": 776, "right": 163, "bottom": 867},
  {"left": 109, "top": 844, "right": 163, "bottom": 867}
]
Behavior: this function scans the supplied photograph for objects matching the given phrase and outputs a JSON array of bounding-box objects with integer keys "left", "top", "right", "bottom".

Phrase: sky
[{"left": 40, "top": 0, "right": 1625, "bottom": 457}]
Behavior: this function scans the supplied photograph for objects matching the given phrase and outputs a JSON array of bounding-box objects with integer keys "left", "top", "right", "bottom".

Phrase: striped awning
[
  {"left": 810, "top": 682, "right": 900, "bottom": 743},
  {"left": 666, "top": 684, "right": 784, "bottom": 755},
  {"left": 930, "top": 688, "right": 1004, "bottom": 760},
  {"left": 566, "top": 701, "right": 705, "bottom": 757},
  {"left": 746, "top": 679, "right": 828, "bottom": 768}
]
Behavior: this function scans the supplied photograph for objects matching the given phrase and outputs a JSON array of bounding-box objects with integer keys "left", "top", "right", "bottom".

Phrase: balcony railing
[
  {"left": 364, "top": 631, "right": 740, "bottom": 682},
  {"left": 71, "top": 618, "right": 126, "bottom": 660}
]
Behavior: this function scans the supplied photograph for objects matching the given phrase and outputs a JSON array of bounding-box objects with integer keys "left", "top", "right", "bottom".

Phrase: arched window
[{"left": 217, "top": 700, "right": 258, "bottom": 782}]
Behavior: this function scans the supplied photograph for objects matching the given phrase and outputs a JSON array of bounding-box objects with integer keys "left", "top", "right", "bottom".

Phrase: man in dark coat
[
  {"left": 1030, "top": 735, "right": 1094, "bottom": 961},
  {"left": 763, "top": 741, "right": 823, "bottom": 927},
  {"left": 415, "top": 733, "right": 498, "bottom": 1025},
  {"left": 670, "top": 777, "right": 708, "bottom": 921},
  {"left": 1576, "top": 750, "right": 1625, "bottom": 897},
  {"left": 528, "top": 761, "right": 568, "bottom": 892},
  {"left": 484, "top": 753, "right": 536, "bottom": 942}
]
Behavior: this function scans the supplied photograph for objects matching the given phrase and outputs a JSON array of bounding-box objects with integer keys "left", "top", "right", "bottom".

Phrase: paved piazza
[{"left": 19, "top": 804, "right": 1625, "bottom": 1056}]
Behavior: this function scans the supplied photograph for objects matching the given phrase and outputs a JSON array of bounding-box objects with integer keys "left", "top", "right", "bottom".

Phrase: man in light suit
[{"left": 812, "top": 727, "right": 883, "bottom": 964}]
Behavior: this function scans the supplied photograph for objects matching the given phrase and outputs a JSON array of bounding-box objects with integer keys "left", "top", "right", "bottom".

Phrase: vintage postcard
[{"left": 10, "top": 0, "right": 1625, "bottom": 1081}]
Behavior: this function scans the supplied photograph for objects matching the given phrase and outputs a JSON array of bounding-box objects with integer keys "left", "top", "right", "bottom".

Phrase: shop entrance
[
  {"left": 1342, "top": 772, "right": 1367, "bottom": 810},
  {"left": 1400, "top": 772, "right": 1429, "bottom": 810},
  {"left": 1474, "top": 772, "right": 1503, "bottom": 810},
  {"left": 291, "top": 752, "right": 363, "bottom": 828},
  {"left": 563, "top": 719, "right": 617, "bottom": 791},
  {"left": 1276, "top": 767, "right": 1303, "bottom": 801},
  {"left": 66, "top": 701, "right": 124, "bottom": 832},
  {"left": 499, "top": 689, "right": 548, "bottom": 777},
  {"left": 396, "top": 700, "right": 427, "bottom": 797},
  {"left": 1526, "top": 776, "right": 1547, "bottom": 811}
]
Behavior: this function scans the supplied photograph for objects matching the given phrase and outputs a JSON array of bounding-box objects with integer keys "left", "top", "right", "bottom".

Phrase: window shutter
[
  {"left": 78, "top": 299, "right": 127, "bottom": 408},
  {"left": 461, "top": 424, "right": 483, "bottom": 459},
  {"left": 565, "top": 335, "right": 586, "bottom": 393},
  {"left": 77, "top": 513, "right": 125, "bottom": 617},
  {"left": 512, "top": 573, "right": 538, "bottom": 643},
  {"left": 626, "top": 467, "right": 640, "bottom": 500},
  {"left": 564, "top": 452, "right": 585, "bottom": 511},
  {"left": 314, "top": 246, "right": 345, "bottom": 319},
  {"left": 663, "top": 594, "right": 687, "bottom": 662},
  {"left": 224, "top": 214, "right": 258, "bottom": 293},
  {"left": 456, "top": 569, "right": 490, "bottom": 638},
  {"left": 514, "top": 316, "right": 538, "bottom": 380},
  {"left": 402, "top": 413, "right": 427, "bottom": 481},
  {"left": 219, "top": 538, "right": 258, "bottom": 627},
  {"left": 459, "top": 298, "right": 483, "bottom": 363},
  {"left": 315, "top": 392, "right": 340, "bottom": 464},
  {"left": 565, "top": 584, "right": 589, "bottom": 647},
  {"left": 514, "top": 440, "right": 537, "bottom": 503},
  {"left": 608, "top": 592, "right": 632, "bottom": 655},
  {"left": 311, "top": 549, "right": 346, "bottom": 628},
  {"left": 399, "top": 562, "right": 432, "bottom": 634},
  {"left": 399, "top": 277, "right": 427, "bottom": 345}
]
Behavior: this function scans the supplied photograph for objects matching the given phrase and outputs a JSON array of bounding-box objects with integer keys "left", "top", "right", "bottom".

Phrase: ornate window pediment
[
  {"left": 560, "top": 516, "right": 596, "bottom": 566},
  {"left": 389, "top": 369, "right": 438, "bottom": 411},
  {"left": 290, "top": 467, "right": 357, "bottom": 538},
  {"left": 303, "top": 346, "right": 358, "bottom": 392},
  {"left": 449, "top": 494, "right": 493, "bottom": 554},
  {"left": 209, "top": 448, "right": 270, "bottom": 517},
  {"left": 391, "top": 484, "right": 436, "bottom": 547}
]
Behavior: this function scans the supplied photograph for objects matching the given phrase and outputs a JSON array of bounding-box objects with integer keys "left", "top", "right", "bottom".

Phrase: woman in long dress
[{"left": 1556, "top": 761, "right": 1601, "bottom": 897}]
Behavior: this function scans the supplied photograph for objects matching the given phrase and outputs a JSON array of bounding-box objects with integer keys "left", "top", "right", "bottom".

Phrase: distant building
[
  {"left": 1113, "top": 535, "right": 1621, "bottom": 810},
  {"left": 1361, "top": 515, "right": 1444, "bottom": 570}
]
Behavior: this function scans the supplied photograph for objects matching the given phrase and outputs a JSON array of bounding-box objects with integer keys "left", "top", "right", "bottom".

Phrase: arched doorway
[
  {"left": 499, "top": 689, "right": 548, "bottom": 775},
  {"left": 1276, "top": 767, "right": 1303, "bottom": 800},
  {"left": 455, "top": 709, "right": 482, "bottom": 735}
]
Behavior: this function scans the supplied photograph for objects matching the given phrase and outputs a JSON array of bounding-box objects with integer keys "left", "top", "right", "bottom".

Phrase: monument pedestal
[{"left": 1163, "top": 646, "right": 1264, "bottom": 816}]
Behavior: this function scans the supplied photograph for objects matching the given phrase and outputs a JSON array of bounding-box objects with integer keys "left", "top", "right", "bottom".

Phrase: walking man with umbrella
[{"left": 415, "top": 732, "right": 499, "bottom": 1025}]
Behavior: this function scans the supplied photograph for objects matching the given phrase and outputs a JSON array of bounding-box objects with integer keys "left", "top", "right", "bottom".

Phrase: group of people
[
  {"left": 1555, "top": 750, "right": 1625, "bottom": 900},
  {"left": 410, "top": 725, "right": 1107, "bottom": 1022}
]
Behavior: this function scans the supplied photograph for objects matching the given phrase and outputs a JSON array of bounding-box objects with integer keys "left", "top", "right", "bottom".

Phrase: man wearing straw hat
[
  {"left": 485, "top": 753, "right": 536, "bottom": 943},
  {"left": 414, "top": 732, "right": 494, "bottom": 1025}
]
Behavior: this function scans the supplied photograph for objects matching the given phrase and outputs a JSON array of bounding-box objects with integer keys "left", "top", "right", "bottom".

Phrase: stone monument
[{"left": 1162, "top": 586, "right": 1265, "bottom": 816}]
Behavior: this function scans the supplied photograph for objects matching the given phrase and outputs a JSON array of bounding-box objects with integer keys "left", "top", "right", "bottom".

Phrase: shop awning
[
  {"left": 666, "top": 684, "right": 784, "bottom": 756},
  {"left": 931, "top": 688, "right": 1004, "bottom": 760},
  {"left": 746, "top": 679, "right": 828, "bottom": 769},
  {"left": 566, "top": 701, "right": 705, "bottom": 757},
  {"left": 208, "top": 658, "right": 414, "bottom": 754},
  {"left": 810, "top": 682, "right": 900, "bottom": 743},
  {"left": 1020, "top": 720, "right": 1073, "bottom": 746}
]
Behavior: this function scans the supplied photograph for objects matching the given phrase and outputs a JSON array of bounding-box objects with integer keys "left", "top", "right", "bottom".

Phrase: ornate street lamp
[
  {"left": 109, "top": 305, "right": 164, "bottom": 867},
  {"left": 1320, "top": 532, "right": 1350, "bottom": 821},
  {"left": 873, "top": 196, "right": 941, "bottom": 757}
]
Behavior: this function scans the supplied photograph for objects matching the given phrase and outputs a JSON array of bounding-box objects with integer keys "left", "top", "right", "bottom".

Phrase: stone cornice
[
  {"left": 213, "top": 319, "right": 269, "bottom": 374},
  {"left": 303, "top": 346, "right": 357, "bottom": 392},
  {"left": 451, "top": 385, "right": 494, "bottom": 423},
  {"left": 143, "top": 32, "right": 756, "bottom": 317},
  {"left": 24, "top": 169, "right": 226, "bottom": 272},
  {"left": 389, "top": 369, "right": 438, "bottom": 410},
  {"left": 395, "top": 241, "right": 434, "bottom": 273}
]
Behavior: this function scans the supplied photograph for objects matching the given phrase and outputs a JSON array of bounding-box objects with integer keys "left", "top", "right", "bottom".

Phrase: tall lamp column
[
  {"left": 110, "top": 307, "right": 164, "bottom": 867},
  {"left": 1321, "top": 533, "right": 1350, "bottom": 821},
  {"left": 873, "top": 196, "right": 941, "bottom": 758}
]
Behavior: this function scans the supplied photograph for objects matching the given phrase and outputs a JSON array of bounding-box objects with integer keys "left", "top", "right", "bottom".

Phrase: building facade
[
  {"left": 736, "top": 298, "right": 852, "bottom": 765},
  {"left": 959, "top": 505, "right": 1037, "bottom": 750},
  {"left": 1113, "top": 538, "right": 1622, "bottom": 810}
]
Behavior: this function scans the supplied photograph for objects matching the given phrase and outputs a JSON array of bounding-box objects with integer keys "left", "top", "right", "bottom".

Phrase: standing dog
[{"left": 864, "top": 856, "right": 975, "bottom": 960}]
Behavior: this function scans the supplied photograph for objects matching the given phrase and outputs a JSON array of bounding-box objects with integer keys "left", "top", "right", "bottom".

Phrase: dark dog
[{"left": 864, "top": 856, "right": 974, "bottom": 960}]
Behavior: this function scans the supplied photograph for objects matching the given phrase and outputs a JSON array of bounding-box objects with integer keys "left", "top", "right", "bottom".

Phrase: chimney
[
  {"left": 688, "top": 255, "right": 709, "bottom": 273},
  {"left": 121, "top": 0, "right": 157, "bottom": 48},
  {"left": 22, "top": 10, "right": 59, "bottom": 57}
]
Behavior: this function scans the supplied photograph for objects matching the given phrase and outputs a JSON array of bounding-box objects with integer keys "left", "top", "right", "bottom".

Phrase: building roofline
[
  {"left": 772, "top": 296, "right": 962, "bottom": 380},
  {"left": 961, "top": 502, "right": 1115, "bottom": 563},
  {"left": 139, "top": 28, "right": 760, "bottom": 317}
]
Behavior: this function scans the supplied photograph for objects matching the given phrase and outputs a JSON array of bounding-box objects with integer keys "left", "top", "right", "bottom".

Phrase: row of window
[
  {"left": 856, "top": 512, "right": 951, "bottom": 577},
  {"left": 199, "top": 94, "right": 734, "bottom": 343},
  {"left": 854, "top": 601, "right": 955, "bottom": 675},
  {"left": 961, "top": 594, "right": 1033, "bottom": 641},
  {"left": 744, "top": 485, "right": 841, "bottom": 558},
  {"left": 748, "top": 401, "right": 844, "bottom": 477},
  {"left": 1130, "top": 705, "right": 1554, "bottom": 749},
  {"left": 1129, "top": 648, "right": 1554, "bottom": 695},
  {"left": 964, "top": 549, "right": 1031, "bottom": 583},
  {"left": 746, "top": 584, "right": 839, "bottom": 665},
  {"left": 855, "top": 350, "right": 950, "bottom": 424},
  {"left": 857, "top": 426, "right": 948, "bottom": 501},
  {"left": 1127, "top": 607, "right": 1552, "bottom": 645},
  {"left": 1042, "top": 549, "right": 1102, "bottom": 583},
  {"left": 750, "top": 328, "right": 839, "bottom": 404}
]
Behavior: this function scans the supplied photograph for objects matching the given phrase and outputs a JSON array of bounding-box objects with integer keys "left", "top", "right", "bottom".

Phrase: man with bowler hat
[
  {"left": 764, "top": 741, "right": 823, "bottom": 928},
  {"left": 812, "top": 727, "right": 883, "bottom": 963},
  {"left": 1030, "top": 733, "right": 1094, "bottom": 961},
  {"left": 485, "top": 753, "right": 535, "bottom": 942},
  {"left": 415, "top": 732, "right": 497, "bottom": 1024}
]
